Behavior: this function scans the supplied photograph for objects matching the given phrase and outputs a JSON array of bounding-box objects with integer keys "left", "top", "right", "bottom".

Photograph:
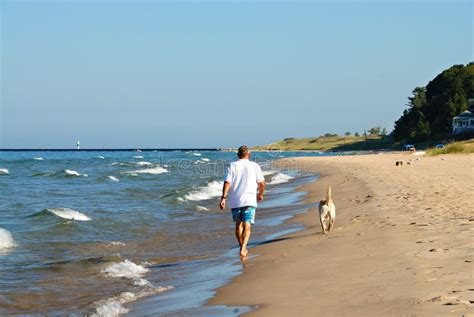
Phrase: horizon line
[{"left": 0, "top": 148, "right": 225, "bottom": 152}]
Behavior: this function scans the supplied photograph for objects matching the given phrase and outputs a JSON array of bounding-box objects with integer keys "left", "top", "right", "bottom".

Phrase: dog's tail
[{"left": 326, "top": 186, "right": 332, "bottom": 202}]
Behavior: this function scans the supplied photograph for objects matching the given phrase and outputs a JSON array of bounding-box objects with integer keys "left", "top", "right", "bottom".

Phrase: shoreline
[{"left": 208, "top": 153, "right": 473, "bottom": 316}]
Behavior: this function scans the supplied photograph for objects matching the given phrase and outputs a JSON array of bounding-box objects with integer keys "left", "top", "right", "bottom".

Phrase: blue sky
[{"left": 1, "top": 0, "right": 472, "bottom": 148}]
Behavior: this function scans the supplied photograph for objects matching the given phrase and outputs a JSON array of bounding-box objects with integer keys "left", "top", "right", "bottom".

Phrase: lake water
[{"left": 0, "top": 150, "right": 326, "bottom": 316}]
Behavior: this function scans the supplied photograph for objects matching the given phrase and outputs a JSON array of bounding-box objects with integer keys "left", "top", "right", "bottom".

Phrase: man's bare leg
[
  {"left": 240, "top": 222, "right": 251, "bottom": 257},
  {"left": 235, "top": 221, "right": 244, "bottom": 247}
]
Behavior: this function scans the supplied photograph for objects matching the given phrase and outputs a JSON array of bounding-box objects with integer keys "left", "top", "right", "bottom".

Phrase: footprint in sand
[
  {"left": 424, "top": 278, "right": 437, "bottom": 282},
  {"left": 425, "top": 288, "right": 474, "bottom": 310},
  {"left": 415, "top": 248, "right": 453, "bottom": 259}
]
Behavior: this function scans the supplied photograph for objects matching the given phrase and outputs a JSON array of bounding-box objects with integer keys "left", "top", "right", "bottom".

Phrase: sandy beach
[{"left": 210, "top": 153, "right": 473, "bottom": 316}]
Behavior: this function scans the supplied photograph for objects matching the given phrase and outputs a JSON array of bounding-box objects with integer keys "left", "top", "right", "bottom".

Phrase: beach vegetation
[
  {"left": 425, "top": 139, "right": 474, "bottom": 156},
  {"left": 253, "top": 134, "right": 393, "bottom": 151}
]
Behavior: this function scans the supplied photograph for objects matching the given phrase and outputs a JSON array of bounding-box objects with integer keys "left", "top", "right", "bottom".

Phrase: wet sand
[{"left": 209, "top": 153, "right": 473, "bottom": 316}]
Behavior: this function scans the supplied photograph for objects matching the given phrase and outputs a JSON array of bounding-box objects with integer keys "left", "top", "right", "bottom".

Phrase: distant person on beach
[{"left": 219, "top": 146, "right": 266, "bottom": 258}]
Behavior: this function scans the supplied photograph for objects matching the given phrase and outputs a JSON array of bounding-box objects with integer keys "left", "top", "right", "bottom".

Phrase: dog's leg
[
  {"left": 319, "top": 214, "right": 325, "bottom": 234},
  {"left": 328, "top": 217, "right": 335, "bottom": 232},
  {"left": 320, "top": 219, "right": 327, "bottom": 234}
]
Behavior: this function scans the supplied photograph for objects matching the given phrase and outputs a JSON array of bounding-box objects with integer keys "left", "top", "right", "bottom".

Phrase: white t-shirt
[{"left": 224, "top": 159, "right": 265, "bottom": 209}]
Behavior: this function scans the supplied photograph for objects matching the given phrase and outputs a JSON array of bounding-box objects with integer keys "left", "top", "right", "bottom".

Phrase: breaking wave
[
  {"left": 0, "top": 168, "right": 10, "bottom": 175},
  {"left": 31, "top": 169, "right": 88, "bottom": 178},
  {"left": 96, "top": 259, "right": 173, "bottom": 316},
  {"left": 123, "top": 166, "right": 168, "bottom": 175},
  {"left": 41, "top": 208, "right": 92, "bottom": 221},
  {"left": 135, "top": 161, "right": 153, "bottom": 166},
  {"left": 0, "top": 228, "right": 16, "bottom": 250},
  {"left": 268, "top": 173, "right": 294, "bottom": 185},
  {"left": 92, "top": 286, "right": 173, "bottom": 317},
  {"left": 183, "top": 181, "right": 223, "bottom": 201},
  {"left": 108, "top": 176, "right": 120, "bottom": 182},
  {"left": 262, "top": 170, "right": 277, "bottom": 176},
  {"left": 111, "top": 162, "right": 134, "bottom": 167},
  {"left": 65, "top": 169, "right": 82, "bottom": 177},
  {"left": 102, "top": 259, "right": 148, "bottom": 279}
]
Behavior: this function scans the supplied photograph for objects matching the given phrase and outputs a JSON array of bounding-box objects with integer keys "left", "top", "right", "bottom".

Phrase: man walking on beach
[{"left": 219, "top": 146, "right": 266, "bottom": 258}]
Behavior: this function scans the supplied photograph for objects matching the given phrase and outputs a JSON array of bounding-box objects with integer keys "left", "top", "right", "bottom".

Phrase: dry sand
[{"left": 209, "top": 153, "right": 473, "bottom": 316}]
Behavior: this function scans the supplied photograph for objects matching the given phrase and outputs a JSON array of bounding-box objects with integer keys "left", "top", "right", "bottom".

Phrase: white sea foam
[
  {"left": 0, "top": 228, "right": 16, "bottom": 250},
  {"left": 64, "top": 169, "right": 81, "bottom": 177},
  {"left": 102, "top": 259, "right": 149, "bottom": 279},
  {"left": 108, "top": 176, "right": 119, "bottom": 182},
  {"left": 109, "top": 241, "right": 126, "bottom": 246},
  {"left": 132, "top": 155, "right": 144, "bottom": 159},
  {"left": 33, "top": 157, "right": 44, "bottom": 161},
  {"left": 97, "top": 156, "right": 105, "bottom": 159},
  {"left": 262, "top": 170, "right": 277, "bottom": 176},
  {"left": 268, "top": 173, "right": 294, "bottom": 185},
  {"left": 46, "top": 208, "right": 91, "bottom": 221},
  {"left": 192, "top": 153, "right": 202, "bottom": 156},
  {"left": 134, "top": 278, "right": 151, "bottom": 287},
  {"left": 184, "top": 181, "right": 223, "bottom": 201},
  {"left": 123, "top": 167, "right": 168, "bottom": 175},
  {"left": 94, "top": 298, "right": 129, "bottom": 317},
  {"left": 201, "top": 158, "right": 210, "bottom": 162},
  {"left": 0, "top": 168, "right": 10, "bottom": 175},
  {"left": 196, "top": 205, "right": 210, "bottom": 211},
  {"left": 93, "top": 286, "right": 173, "bottom": 317},
  {"left": 135, "top": 161, "right": 153, "bottom": 166}
]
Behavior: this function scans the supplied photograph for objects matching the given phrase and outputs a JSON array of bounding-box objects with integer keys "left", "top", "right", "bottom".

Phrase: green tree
[
  {"left": 344, "top": 131, "right": 351, "bottom": 136},
  {"left": 393, "top": 63, "right": 473, "bottom": 142},
  {"left": 393, "top": 87, "right": 428, "bottom": 141},
  {"left": 368, "top": 126, "right": 381, "bottom": 135}
]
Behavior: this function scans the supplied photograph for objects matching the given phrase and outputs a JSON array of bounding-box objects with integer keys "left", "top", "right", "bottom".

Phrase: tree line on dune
[{"left": 392, "top": 62, "right": 474, "bottom": 142}]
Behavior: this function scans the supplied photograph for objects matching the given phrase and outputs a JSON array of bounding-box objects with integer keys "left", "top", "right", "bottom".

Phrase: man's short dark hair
[{"left": 237, "top": 145, "right": 249, "bottom": 158}]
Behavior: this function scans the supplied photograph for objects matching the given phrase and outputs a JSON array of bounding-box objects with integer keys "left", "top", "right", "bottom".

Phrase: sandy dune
[{"left": 209, "top": 153, "right": 473, "bottom": 316}]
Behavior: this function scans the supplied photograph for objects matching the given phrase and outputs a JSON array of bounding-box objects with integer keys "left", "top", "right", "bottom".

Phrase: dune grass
[
  {"left": 253, "top": 135, "right": 392, "bottom": 151},
  {"left": 425, "top": 139, "right": 474, "bottom": 156}
]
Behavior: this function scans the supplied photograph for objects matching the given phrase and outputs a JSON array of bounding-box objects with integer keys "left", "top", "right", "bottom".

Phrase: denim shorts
[{"left": 231, "top": 206, "right": 256, "bottom": 225}]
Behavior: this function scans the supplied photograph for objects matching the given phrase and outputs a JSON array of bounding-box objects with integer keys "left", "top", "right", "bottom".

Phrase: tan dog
[{"left": 318, "top": 186, "right": 336, "bottom": 234}]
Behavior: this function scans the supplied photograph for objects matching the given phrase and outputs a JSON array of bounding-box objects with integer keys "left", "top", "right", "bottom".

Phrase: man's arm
[
  {"left": 255, "top": 163, "right": 265, "bottom": 201},
  {"left": 257, "top": 181, "right": 265, "bottom": 201},
  {"left": 219, "top": 181, "right": 231, "bottom": 210}
]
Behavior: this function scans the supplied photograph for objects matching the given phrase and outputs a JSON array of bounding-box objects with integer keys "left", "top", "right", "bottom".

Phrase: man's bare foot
[{"left": 240, "top": 248, "right": 248, "bottom": 257}]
